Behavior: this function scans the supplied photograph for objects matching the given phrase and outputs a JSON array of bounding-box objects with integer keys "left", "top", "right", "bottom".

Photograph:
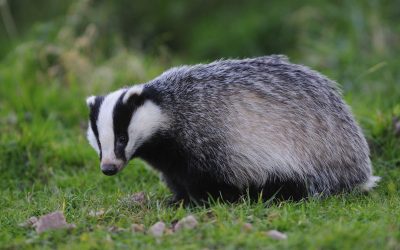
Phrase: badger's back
[{"left": 147, "top": 56, "right": 378, "bottom": 197}]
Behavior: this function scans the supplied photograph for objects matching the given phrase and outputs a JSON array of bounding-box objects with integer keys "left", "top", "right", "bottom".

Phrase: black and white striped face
[{"left": 86, "top": 85, "right": 168, "bottom": 176}]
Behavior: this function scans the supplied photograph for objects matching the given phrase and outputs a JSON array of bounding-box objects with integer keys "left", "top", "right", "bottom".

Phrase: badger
[{"left": 86, "top": 55, "right": 379, "bottom": 203}]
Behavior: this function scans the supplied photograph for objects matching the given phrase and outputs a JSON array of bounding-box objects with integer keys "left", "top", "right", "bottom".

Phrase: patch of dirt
[
  {"left": 242, "top": 222, "right": 253, "bottom": 232},
  {"left": 119, "top": 192, "right": 147, "bottom": 208},
  {"left": 131, "top": 223, "right": 145, "bottom": 233}
]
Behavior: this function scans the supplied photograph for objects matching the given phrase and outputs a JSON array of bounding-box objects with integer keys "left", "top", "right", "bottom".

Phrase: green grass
[
  {"left": 1, "top": 56, "right": 399, "bottom": 250},
  {"left": 1, "top": 1, "right": 400, "bottom": 249}
]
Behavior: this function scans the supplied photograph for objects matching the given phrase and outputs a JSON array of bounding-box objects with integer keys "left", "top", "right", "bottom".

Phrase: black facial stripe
[
  {"left": 113, "top": 89, "right": 146, "bottom": 161},
  {"left": 89, "top": 96, "right": 105, "bottom": 159}
]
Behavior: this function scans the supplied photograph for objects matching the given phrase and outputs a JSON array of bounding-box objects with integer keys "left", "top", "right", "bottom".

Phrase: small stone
[
  {"left": 131, "top": 223, "right": 145, "bottom": 233},
  {"left": 34, "top": 211, "right": 75, "bottom": 233},
  {"left": 266, "top": 230, "right": 287, "bottom": 240},
  {"left": 148, "top": 221, "right": 165, "bottom": 237},
  {"left": 108, "top": 225, "right": 125, "bottom": 233},
  {"left": 242, "top": 222, "right": 253, "bottom": 232},
  {"left": 173, "top": 215, "right": 198, "bottom": 232},
  {"left": 88, "top": 208, "right": 105, "bottom": 217},
  {"left": 18, "top": 216, "right": 38, "bottom": 228}
]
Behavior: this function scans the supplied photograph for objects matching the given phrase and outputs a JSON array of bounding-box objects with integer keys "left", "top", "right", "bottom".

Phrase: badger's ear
[
  {"left": 122, "top": 85, "right": 144, "bottom": 104},
  {"left": 86, "top": 96, "right": 96, "bottom": 108}
]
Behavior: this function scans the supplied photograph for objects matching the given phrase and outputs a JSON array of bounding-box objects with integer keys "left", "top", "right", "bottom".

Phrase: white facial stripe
[
  {"left": 123, "top": 84, "right": 144, "bottom": 104},
  {"left": 97, "top": 89, "right": 126, "bottom": 164},
  {"left": 87, "top": 122, "right": 100, "bottom": 154},
  {"left": 125, "top": 100, "right": 169, "bottom": 160}
]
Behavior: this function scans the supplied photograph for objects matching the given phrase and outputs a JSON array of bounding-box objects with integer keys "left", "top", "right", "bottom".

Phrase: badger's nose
[{"left": 101, "top": 164, "right": 118, "bottom": 176}]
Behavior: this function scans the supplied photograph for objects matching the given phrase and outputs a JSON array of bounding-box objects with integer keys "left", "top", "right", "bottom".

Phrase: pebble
[
  {"left": 148, "top": 221, "right": 166, "bottom": 237},
  {"left": 34, "top": 211, "right": 75, "bottom": 233},
  {"left": 266, "top": 230, "right": 287, "bottom": 240},
  {"left": 173, "top": 215, "right": 198, "bottom": 232}
]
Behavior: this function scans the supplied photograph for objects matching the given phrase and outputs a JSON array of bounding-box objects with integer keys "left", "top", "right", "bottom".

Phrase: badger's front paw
[{"left": 167, "top": 195, "right": 189, "bottom": 207}]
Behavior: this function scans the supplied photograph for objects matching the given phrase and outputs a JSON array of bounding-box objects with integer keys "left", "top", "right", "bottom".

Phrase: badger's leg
[
  {"left": 185, "top": 176, "right": 243, "bottom": 203},
  {"left": 161, "top": 173, "right": 189, "bottom": 204},
  {"left": 261, "top": 178, "right": 309, "bottom": 201}
]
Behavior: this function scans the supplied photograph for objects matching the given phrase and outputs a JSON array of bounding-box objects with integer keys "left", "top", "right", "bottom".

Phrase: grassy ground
[{"left": 1, "top": 2, "right": 400, "bottom": 249}]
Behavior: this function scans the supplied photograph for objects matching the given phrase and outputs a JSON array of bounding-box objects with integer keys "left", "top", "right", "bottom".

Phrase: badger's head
[{"left": 86, "top": 85, "right": 167, "bottom": 176}]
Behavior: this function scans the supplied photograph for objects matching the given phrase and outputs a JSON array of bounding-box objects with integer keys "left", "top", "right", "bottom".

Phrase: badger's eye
[{"left": 117, "top": 135, "right": 128, "bottom": 144}]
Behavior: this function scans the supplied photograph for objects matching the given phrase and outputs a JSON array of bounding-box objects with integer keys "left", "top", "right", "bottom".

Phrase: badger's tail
[{"left": 359, "top": 176, "right": 381, "bottom": 191}]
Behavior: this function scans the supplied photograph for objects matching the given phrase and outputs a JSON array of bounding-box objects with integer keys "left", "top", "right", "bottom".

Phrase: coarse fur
[{"left": 86, "top": 55, "right": 380, "bottom": 203}]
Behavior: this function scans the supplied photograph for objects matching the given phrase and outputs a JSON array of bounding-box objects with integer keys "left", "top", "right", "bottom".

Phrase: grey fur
[{"left": 88, "top": 55, "right": 379, "bottom": 200}]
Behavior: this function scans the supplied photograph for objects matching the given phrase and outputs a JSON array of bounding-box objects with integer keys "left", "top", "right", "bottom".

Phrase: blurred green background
[
  {"left": 1, "top": 0, "right": 399, "bottom": 94},
  {"left": 2, "top": 0, "right": 399, "bottom": 61},
  {"left": 1, "top": 0, "right": 399, "bottom": 95}
]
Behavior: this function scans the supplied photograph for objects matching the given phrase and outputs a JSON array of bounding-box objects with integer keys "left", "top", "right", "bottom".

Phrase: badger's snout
[{"left": 101, "top": 164, "right": 118, "bottom": 176}]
